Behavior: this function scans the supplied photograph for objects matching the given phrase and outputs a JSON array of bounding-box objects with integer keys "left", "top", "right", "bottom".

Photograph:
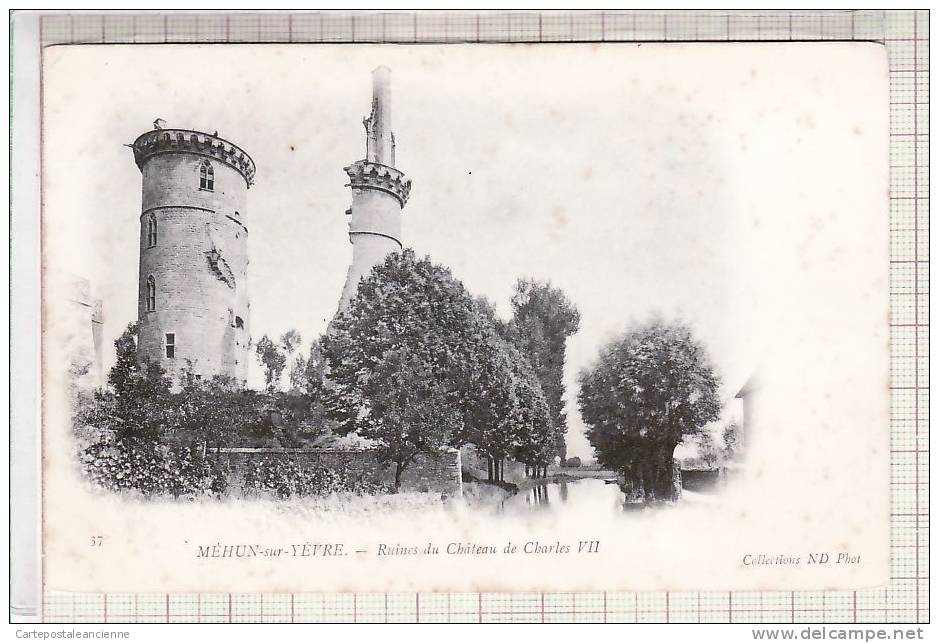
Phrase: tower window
[
  {"left": 147, "top": 214, "right": 158, "bottom": 247},
  {"left": 235, "top": 316, "right": 244, "bottom": 329},
  {"left": 165, "top": 333, "right": 175, "bottom": 359},
  {"left": 146, "top": 276, "right": 156, "bottom": 312},
  {"left": 199, "top": 160, "right": 215, "bottom": 191}
]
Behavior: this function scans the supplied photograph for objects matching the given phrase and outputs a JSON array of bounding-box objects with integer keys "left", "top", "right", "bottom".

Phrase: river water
[{"left": 501, "top": 478, "right": 631, "bottom": 514}]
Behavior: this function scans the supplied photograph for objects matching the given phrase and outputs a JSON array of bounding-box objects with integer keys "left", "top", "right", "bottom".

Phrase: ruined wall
[
  {"left": 134, "top": 136, "right": 252, "bottom": 384},
  {"left": 216, "top": 447, "right": 463, "bottom": 497}
]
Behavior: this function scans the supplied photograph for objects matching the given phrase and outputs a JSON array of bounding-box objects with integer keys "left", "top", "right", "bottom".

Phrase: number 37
[{"left": 90, "top": 536, "right": 104, "bottom": 547}]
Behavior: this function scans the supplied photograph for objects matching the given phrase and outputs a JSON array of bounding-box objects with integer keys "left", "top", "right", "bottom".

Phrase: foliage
[
  {"left": 323, "top": 250, "right": 476, "bottom": 488},
  {"left": 721, "top": 423, "right": 740, "bottom": 462},
  {"left": 108, "top": 323, "right": 141, "bottom": 397},
  {"left": 289, "top": 340, "right": 332, "bottom": 434},
  {"left": 174, "top": 373, "right": 271, "bottom": 449},
  {"left": 81, "top": 323, "right": 176, "bottom": 442},
  {"left": 255, "top": 334, "right": 287, "bottom": 392},
  {"left": 564, "top": 457, "right": 582, "bottom": 468},
  {"left": 506, "top": 355, "right": 554, "bottom": 471},
  {"left": 507, "top": 279, "right": 580, "bottom": 461},
  {"left": 323, "top": 249, "right": 552, "bottom": 488},
  {"left": 288, "top": 354, "right": 308, "bottom": 392},
  {"left": 302, "top": 340, "right": 329, "bottom": 398},
  {"left": 578, "top": 320, "right": 722, "bottom": 501},
  {"left": 79, "top": 435, "right": 223, "bottom": 498},
  {"left": 242, "top": 456, "right": 389, "bottom": 499},
  {"left": 473, "top": 297, "right": 556, "bottom": 475},
  {"left": 279, "top": 329, "right": 307, "bottom": 392},
  {"left": 697, "top": 431, "right": 719, "bottom": 469},
  {"left": 279, "top": 329, "right": 303, "bottom": 355},
  {"left": 75, "top": 323, "right": 334, "bottom": 498}
]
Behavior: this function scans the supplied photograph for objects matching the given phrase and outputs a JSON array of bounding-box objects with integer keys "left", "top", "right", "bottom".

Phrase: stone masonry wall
[
  {"left": 136, "top": 151, "right": 250, "bottom": 384},
  {"left": 216, "top": 447, "right": 463, "bottom": 497}
]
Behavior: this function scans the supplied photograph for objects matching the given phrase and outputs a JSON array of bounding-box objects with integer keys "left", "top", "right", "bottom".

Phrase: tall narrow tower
[
  {"left": 131, "top": 127, "right": 256, "bottom": 384},
  {"left": 338, "top": 66, "right": 412, "bottom": 311}
]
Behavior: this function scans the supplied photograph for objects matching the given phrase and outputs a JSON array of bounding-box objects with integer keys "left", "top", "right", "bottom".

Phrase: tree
[
  {"left": 299, "top": 339, "right": 329, "bottom": 398},
  {"left": 255, "top": 334, "right": 287, "bottom": 392},
  {"left": 473, "top": 296, "right": 555, "bottom": 480},
  {"left": 698, "top": 431, "right": 719, "bottom": 469},
  {"left": 507, "top": 279, "right": 580, "bottom": 462},
  {"left": 455, "top": 336, "right": 521, "bottom": 483},
  {"left": 108, "top": 322, "right": 141, "bottom": 398},
  {"left": 509, "top": 357, "right": 554, "bottom": 479},
  {"left": 363, "top": 347, "right": 463, "bottom": 489},
  {"left": 578, "top": 320, "right": 721, "bottom": 501},
  {"left": 721, "top": 423, "right": 740, "bottom": 462},
  {"left": 174, "top": 374, "right": 267, "bottom": 452},
  {"left": 279, "top": 329, "right": 302, "bottom": 355},
  {"left": 288, "top": 354, "right": 308, "bottom": 392},
  {"left": 323, "top": 250, "right": 475, "bottom": 490},
  {"left": 323, "top": 249, "right": 544, "bottom": 489},
  {"left": 280, "top": 329, "right": 304, "bottom": 391},
  {"left": 76, "top": 322, "right": 331, "bottom": 498},
  {"left": 76, "top": 322, "right": 214, "bottom": 498},
  {"left": 86, "top": 323, "right": 175, "bottom": 442}
]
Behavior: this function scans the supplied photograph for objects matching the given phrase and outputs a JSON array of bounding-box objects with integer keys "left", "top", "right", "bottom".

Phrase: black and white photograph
[{"left": 38, "top": 41, "right": 890, "bottom": 594}]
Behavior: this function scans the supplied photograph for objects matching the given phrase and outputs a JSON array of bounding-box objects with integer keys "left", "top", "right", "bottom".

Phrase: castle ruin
[
  {"left": 338, "top": 66, "right": 412, "bottom": 311},
  {"left": 129, "top": 68, "right": 406, "bottom": 382},
  {"left": 131, "top": 128, "right": 256, "bottom": 384}
]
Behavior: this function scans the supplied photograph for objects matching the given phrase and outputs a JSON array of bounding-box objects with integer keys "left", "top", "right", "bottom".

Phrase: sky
[{"left": 42, "top": 42, "right": 887, "bottom": 458}]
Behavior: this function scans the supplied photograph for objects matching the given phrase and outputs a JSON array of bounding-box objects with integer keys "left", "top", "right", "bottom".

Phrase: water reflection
[
  {"left": 521, "top": 483, "right": 554, "bottom": 505},
  {"left": 500, "top": 478, "right": 633, "bottom": 514}
]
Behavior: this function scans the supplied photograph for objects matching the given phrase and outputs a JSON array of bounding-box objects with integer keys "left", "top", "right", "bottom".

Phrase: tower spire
[
  {"left": 337, "top": 67, "right": 412, "bottom": 313},
  {"left": 365, "top": 65, "right": 395, "bottom": 166}
]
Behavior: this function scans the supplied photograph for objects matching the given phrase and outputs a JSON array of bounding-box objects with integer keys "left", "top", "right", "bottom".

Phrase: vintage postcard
[{"left": 39, "top": 41, "right": 890, "bottom": 593}]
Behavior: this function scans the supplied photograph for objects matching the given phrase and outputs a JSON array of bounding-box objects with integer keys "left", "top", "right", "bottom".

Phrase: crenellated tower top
[
  {"left": 343, "top": 66, "right": 411, "bottom": 207},
  {"left": 132, "top": 128, "right": 257, "bottom": 188}
]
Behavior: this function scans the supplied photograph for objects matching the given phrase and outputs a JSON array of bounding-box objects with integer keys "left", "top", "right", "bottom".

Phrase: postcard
[{"left": 38, "top": 41, "right": 889, "bottom": 593}]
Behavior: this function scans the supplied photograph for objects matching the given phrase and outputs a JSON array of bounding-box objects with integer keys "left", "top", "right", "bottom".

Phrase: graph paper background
[{"left": 35, "top": 10, "right": 928, "bottom": 624}]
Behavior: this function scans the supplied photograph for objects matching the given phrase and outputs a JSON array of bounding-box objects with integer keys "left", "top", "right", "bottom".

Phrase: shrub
[
  {"left": 242, "top": 456, "right": 389, "bottom": 498},
  {"left": 564, "top": 456, "right": 582, "bottom": 468},
  {"left": 79, "top": 436, "right": 217, "bottom": 499}
]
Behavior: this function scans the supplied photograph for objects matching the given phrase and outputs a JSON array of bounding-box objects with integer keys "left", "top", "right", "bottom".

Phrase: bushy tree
[
  {"left": 323, "top": 249, "right": 549, "bottom": 489},
  {"left": 108, "top": 322, "right": 141, "bottom": 397},
  {"left": 174, "top": 374, "right": 268, "bottom": 451},
  {"left": 509, "top": 358, "right": 554, "bottom": 478},
  {"left": 473, "top": 296, "right": 555, "bottom": 480},
  {"left": 297, "top": 339, "right": 328, "bottom": 398},
  {"left": 578, "top": 321, "right": 721, "bottom": 501},
  {"left": 507, "top": 279, "right": 580, "bottom": 462},
  {"left": 454, "top": 337, "right": 520, "bottom": 482},
  {"left": 83, "top": 323, "right": 175, "bottom": 443}
]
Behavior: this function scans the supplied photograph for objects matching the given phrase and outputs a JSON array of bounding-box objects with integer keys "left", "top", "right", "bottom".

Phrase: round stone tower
[
  {"left": 131, "top": 127, "right": 256, "bottom": 385},
  {"left": 338, "top": 66, "right": 412, "bottom": 311}
]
